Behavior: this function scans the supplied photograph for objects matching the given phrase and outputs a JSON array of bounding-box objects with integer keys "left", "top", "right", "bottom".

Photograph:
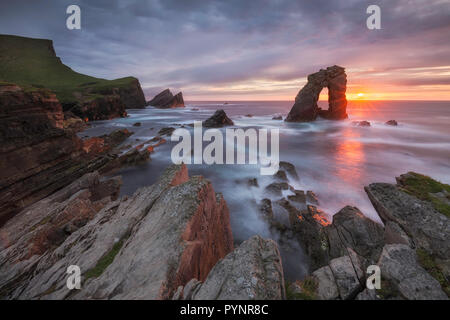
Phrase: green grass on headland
[
  {"left": 398, "top": 172, "right": 450, "bottom": 218},
  {"left": 0, "top": 34, "right": 137, "bottom": 106}
]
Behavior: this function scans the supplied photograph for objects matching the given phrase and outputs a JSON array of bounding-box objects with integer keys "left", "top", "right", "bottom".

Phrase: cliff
[
  {"left": 0, "top": 84, "right": 146, "bottom": 226},
  {"left": 0, "top": 34, "right": 146, "bottom": 120}
]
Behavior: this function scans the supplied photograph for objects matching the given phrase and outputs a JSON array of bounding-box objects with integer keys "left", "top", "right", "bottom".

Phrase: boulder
[
  {"left": 328, "top": 250, "right": 364, "bottom": 300},
  {"left": 326, "top": 206, "right": 385, "bottom": 263},
  {"left": 202, "top": 109, "right": 234, "bottom": 128},
  {"left": 287, "top": 190, "right": 306, "bottom": 204},
  {"left": 265, "top": 182, "right": 289, "bottom": 196},
  {"left": 279, "top": 161, "right": 299, "bottom": 180},
  {"left": 310, "top": 248, "right": 365, "bottom": 300},
  {"left": 378, "top": 244, "right": 448, "bottom": 300},
  {"left": 311, "top": 266, "right": 339, "bottom": 300},
  {"left": 274, "top": 170, "right": 288, "bottom": 182},
  {"left": 285, "top": 66, "right": 347, "bottom": 122},
  {"left": 147, "top": 89, "right": 184, "bottom": 108},
  {"left": 385, "top": 120, "right": 398, "bottom": 126},
  {"left": 189, "top": 236, "right": 285, "bottom": 300},
  {"left": 365, "top": 183, "right": 449, "bottom": 261},
  {"left": 306, "top": 191, "right": 319, "bottom": 205},
  {"left": 287, "top": 203, "right": 330, "bottom": 270},
  {"left": 352, "top": 120, "right": 371, "bottom": 127},
  {"left": 259, "top": 199, "right": 274, "bottom": 221},
  {"left": 247, "top": 178, "right": 259, "bottom": 187},
  {"left": 272, "top": 115, "right": 283, "bottom": 120}
]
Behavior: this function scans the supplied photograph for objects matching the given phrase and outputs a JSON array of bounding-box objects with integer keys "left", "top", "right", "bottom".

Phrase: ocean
[{"left": 80, "top": 100, "right": 450, "bottom": 280}]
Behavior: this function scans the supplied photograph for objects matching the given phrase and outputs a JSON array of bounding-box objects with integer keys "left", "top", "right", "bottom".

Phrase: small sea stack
[
  {"left": 147, "top": 89, "right": 185, "bottom": 108},
  {"left": 203, "top": 109, "right": 234, "bottom": 128}
]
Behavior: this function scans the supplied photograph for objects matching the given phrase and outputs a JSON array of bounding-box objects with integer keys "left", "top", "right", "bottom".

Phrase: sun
[{"left": 357, "top": 93, "right": 364, "bottom": 98}]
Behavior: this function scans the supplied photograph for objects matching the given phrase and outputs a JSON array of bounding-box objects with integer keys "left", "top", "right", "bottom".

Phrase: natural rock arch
[{"left": 285, "top": 65, "right": 348, "bottom": 122}]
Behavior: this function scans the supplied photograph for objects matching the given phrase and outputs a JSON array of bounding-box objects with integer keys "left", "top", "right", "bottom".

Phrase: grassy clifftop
[{"left": 0, "top": 34, "right": 143, "bottom": 108}]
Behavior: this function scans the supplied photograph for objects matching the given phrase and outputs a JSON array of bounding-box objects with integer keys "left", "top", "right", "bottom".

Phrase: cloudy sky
[{"left": 1, "top": 0, "right": 449, "bottom": 100}]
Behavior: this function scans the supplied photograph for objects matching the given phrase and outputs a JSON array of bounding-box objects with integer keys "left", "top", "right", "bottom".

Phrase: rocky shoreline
[
  {"left": 1, "top": 152, "right": 448, "bottom": 299},
  {"left": 0, "top": 71, "right": 448, "bottom": 301}
]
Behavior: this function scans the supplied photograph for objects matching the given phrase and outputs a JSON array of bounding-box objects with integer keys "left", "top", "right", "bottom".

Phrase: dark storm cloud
[{"left": 0, "top": 0, "right": 449, "bottom": 98}]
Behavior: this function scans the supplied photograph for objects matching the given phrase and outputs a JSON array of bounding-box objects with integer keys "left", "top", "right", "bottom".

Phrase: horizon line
[{"left": 183, "top": 99, "right": 450, "bottom": 102}]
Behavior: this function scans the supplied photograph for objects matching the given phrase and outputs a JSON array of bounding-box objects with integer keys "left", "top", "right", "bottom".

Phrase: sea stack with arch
[{"left": 285, "top": 65, "right": 348, "bottom": 122}]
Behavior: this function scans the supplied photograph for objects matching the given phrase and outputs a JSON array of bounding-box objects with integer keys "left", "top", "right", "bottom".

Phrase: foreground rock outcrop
[
  {"left": 285, "top": 65, "right": 348, "bottom": 122},
  {"left": 147, "top": 89, "right": 184, "bottom": 108},
  {"left": 174, "top": 236, "right": 285, "bottom": 300},
  {"left": 0, "top": 164, "right": 234, "bottom": 299},
  {"left": 287, "top": 172, "right": 449, "bottom": 300}
]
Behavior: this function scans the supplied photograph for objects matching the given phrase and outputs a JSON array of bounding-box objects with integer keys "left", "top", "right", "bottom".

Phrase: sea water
[{"left": 80, "top": 100, "right": 450, "bottom": 280}]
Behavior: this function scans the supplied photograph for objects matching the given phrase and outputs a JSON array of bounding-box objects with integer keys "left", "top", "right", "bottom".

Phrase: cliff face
[
  {"left": 67, "top": 77, "right": 147, "bottom": 120},
  {"left": 115, "top": 77, "right": 146, "bottom": 109},
  {"left": 0, "top": 84, "right": 139, "bottom": 226},
  {"left": 0, "top": 34, "right": 146, "bottom": 120},
  {"left": 0, "top": 84, "right": 83, "bottom": 224},
  {"left": 68, "top": 91, "right": 128, "bottom": 121}
]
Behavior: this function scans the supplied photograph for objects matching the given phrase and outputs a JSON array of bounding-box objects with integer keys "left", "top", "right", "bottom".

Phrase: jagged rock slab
[
  {"left": 0, "top": 164, "right": 234, "bottom": 300},
  {"left": 378, "top": 244, "right": 448, "bottom": 300},
  {"left": 365, "top": 183, "right": 449, "bottom": 261},
  {"left": 147, "top": 89, "right": 184, "bottom": 108},
  {"left": 311, "top": 248, "right": 364, "bottom": 300},
  {"left": 328, "top": 249, "right": 364, "bottom": 300},
  {"left": 186, "top": 235, "right": 285, "bottom": 300},
  {"left": 326, "top": 206, "right": 385, "bottom": 264},
  {"left": 311, "top": 266, "right": 339, "bottom": 300},
  {"left": 279, "top": 161, "right": 299, "bottom": 180},
  {"left": 0, "top": 172, "right": 121, "bottom": 299}
]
